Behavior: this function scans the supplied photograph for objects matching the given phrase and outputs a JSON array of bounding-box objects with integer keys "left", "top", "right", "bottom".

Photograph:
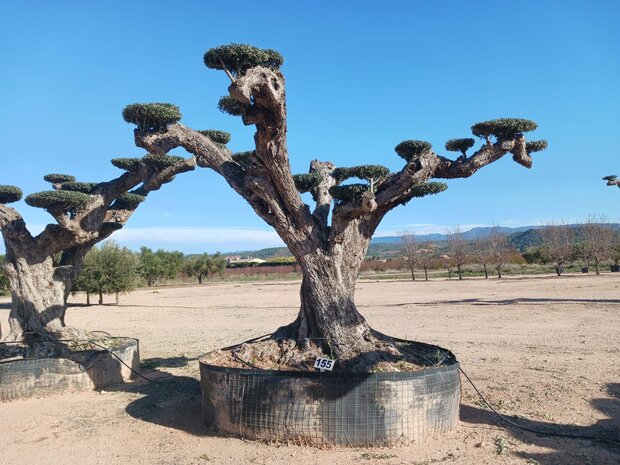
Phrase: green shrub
[
  {"left": 122, "top": 103, "right": 181, "bottom": 133},
  {"left": 43, "top": 174, "right": 76, "bottom": 184},
  {"left": 0, "top": 185, "right": 22, "bottom": 204},
  {"left": 198, "top": 129, "right": 231, "bottom": 145},
  {"left": 394, "top": 140, "right": 432, "bottom": 161},
  {"left": 333, "top": 165, "right": 390, "bottom": 182},
  {"left": 25, "top": 190, "right": 91, "bottom": 210},
  {"left": 204, "top": 43, "right": 283, "bottom": 77},
  {"left": 471, "top": 118, "right": 537, "bottom": 139}
]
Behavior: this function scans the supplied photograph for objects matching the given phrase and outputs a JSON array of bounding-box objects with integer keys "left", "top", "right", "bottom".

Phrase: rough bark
[
  {"left": 132, "top": 63, "right": 541, "bottom": 360},
  {"left": 0, "top": 155, "right": 195, "bottom": 341}
]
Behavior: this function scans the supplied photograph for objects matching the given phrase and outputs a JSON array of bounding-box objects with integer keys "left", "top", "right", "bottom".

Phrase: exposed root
[{"left": 201, "top": 330, "right": 456, "bottom": 373}]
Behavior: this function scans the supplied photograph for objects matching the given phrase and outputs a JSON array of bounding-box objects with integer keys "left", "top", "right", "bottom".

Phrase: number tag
[{"left": 313, "top": 357, "right": 335, "bottom": 372}]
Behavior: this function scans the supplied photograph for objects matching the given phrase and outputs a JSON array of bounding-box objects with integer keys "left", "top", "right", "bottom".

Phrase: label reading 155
[{"left": 313, "top": 357, "right": 335, "bottom": 371}]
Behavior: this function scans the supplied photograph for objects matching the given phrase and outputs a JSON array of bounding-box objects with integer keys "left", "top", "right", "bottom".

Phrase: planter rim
[{"left": 199, "top": 338, "right": 459, "bottom": 380}]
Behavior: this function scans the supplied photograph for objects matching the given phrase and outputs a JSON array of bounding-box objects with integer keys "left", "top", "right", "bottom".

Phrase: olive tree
[
  {"left": 184, "top": 252, "right": 226, "bottom": 284},
  {"left": 0, "top": 142, "right": 195, "bottom": 341},
  {"left": 139, "top": 247, "right": 185, "bottom": 286},
  {"left": 125, "top": 43, "right": 546, "bottom": 362},
  {"left": 447, "top": 225, "right": 467, "bottom": 280}
]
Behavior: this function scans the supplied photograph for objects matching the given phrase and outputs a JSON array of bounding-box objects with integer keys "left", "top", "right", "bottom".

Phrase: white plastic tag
[{"left": 313, "top": 357, "right": 335, "bottom": 371}]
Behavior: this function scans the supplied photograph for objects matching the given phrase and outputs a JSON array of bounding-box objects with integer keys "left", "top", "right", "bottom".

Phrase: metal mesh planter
[
  {"left": 200, "top": 340, "right": 460, "bottom": 446},
  {"left": 0, "top": 337, "right": 140, "bottom": 401}
]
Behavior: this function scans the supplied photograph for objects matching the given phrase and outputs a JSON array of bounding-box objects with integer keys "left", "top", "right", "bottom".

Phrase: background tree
[
  {"left": 0, "top": 148, "right": 195, "bottom": 341},
  {"left": 75, "top": 242, "right": 139, "bottom": 304},
  {"left": 539, "top": 222, "right": 574, "bottom": 276},
  {"left": 184, "top": 252, "right": 227, "bottom": 284},
  {"left": 139, "top": 247, "right": 184, "bottom": 286},
  {"left": 126, "top": 43, "right": 546, "bottom": 365},
  {"left": 447, "top": 225, "right": 467, "bottom": 280},
  {"left": 581, "top": 215, "right": 617, "bottom": 274},
  {"left": 0, "top": 255, "right": 8, "bottom": 295},
  {"left": 488, "top": 226, "right": 511, "bottom": 278},
  {"left": 471, "top": 236, "right": 491, "bottom": 279},
  {"left": 399, "top": 230, "right": 419, "bottom": 281}
]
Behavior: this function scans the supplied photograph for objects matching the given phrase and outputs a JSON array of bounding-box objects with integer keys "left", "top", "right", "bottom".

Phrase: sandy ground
[{"left": 0, "top": 273, "right": 619, "bottom": 465}]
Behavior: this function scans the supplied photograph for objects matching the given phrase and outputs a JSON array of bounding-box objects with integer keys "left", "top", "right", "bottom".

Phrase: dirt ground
[{"left": 0, "top": 273, "right": 619, "bottom": 465}]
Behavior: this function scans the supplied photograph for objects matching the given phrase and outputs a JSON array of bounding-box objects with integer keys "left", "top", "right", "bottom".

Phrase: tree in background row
[
  {"left": 139, "top": 247, "right": 185, "bottom": 287},
  {"left": 447, "top": 225, "right": 467, "bottom": 280},
  {"left": 579, "top": 215, "right": 617, "bottom": 274},
  {"left": 124, "top": 43, "right": 546, "bottom": 365},
  {"left": 539, "top": 222, "right": 573, "bottom": 276},
  {"left": 74, "top": 241, "right": 139, "bottom": 305},
  {"left": 0, "top": 152, "right": 194, "bottom": 341},
  {"left": 400, "top": 230, "right": 419, "bottom": 281},
  {"left": 488, "top": 227, "right": 511, "bottom": 278},
  {"left": 184, "top": 253, "right": 226, "bottom": 284}
]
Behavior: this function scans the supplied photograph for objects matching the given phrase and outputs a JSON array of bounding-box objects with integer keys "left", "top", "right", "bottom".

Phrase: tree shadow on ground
[
  {"left": 460, "top": 383, "right": 620, "bottom": 464},
  {"left": 107, "top": 356, "right": 210, "bottom": 436}
]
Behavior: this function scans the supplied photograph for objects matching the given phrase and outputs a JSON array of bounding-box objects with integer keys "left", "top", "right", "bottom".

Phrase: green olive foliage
[
  {"left": 122, "top": 103, "right": 182, "bottom": 133},
  {"left": 293, "top": 173, "right": 323, "bottom": 193},
  {"left": 60, "top": 182, "right": 99, "bottom": 193},
  {"left": 183, "top": 252, "right": 227, "bottom": 284},
  {"left": 0, "top": 185, "right": 23, "bottom": 204},
  {"left": 333, "top": 165, "right": 390, "bottom": 183},
  {"left": 142, "top": 154, "right": 184, "bottom": 169},
  {"left": 113, "top": 192, "right": 145, "bottom": 209},
  {"left": 198, "top": 130, "right": 232, "bottom": 145},
  {"left": 111, "top": 158, "right": 142, "bottom": 171},
  {"left": 232, "top": 150, "right": 254, "bottom": 166},
  {"left": 218, "top": 96, "right": 246, "bottom": 116},
  {"left": 329, "top": 184, "right": 369, "bottom": 202},
  {"left": 471, "top": 118, "right": 537, "bottom": 139},
  {"left": 603, "top": 175, "right": 617, "bottom": 181},
  {"left": 139, "top": 246, "right": 185, "bottom": 287},
  {"left": 445, "top": 138, "right": 475, "bottom": 155},
  {"left": 25, "top": 190, "right": 91, "bottom": 211},
  {"left": 394, "top": 140, "right": 432, "bottom": 161},
  {"left": 43, "top": 174, "right": 76, "bottom": 184},
  {"left": 204, "top": 43, "right": 283, "bottom": 77},
  {"left": 525, "top": 140, "right": 548, "bottom": 153}
]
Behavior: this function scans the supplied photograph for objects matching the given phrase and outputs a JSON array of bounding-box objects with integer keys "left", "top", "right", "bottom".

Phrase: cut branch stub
[
  {"left": 218, "top": 96, "right": 247, "bottom": 116},
  {"left": 445, "top": 138, "right": 475, "bottom": 157},
  {"left": 43, "top": 174, "right": 76, "bottom": 185},
  {"left": 204, "top": 43, "right": 283, "bottom": 77},
  {"left": 293, "top": 173, "right": 323, "bottom": 193},
  {"left": 329, "top": 183, "right": 369, "bottom": 202},
  {"left": 395, "top": 140, "right": 432, "bottom": 161},
  {"left": 525, "top": 140, "right": 548, "bottom": 153},
  {"left": 0, "top": 185, "right": 23, "bottom": 204},
  {"left": 122, "top": 103, "right": 182, "bottom": 133},
  {"left": 111, "top": 157, "right": 142, "bottom": 171},
  {"left": 471, "top": 118, "right": 537, "bottom": 139},
  {"left": 333, "top": 165, "right": 390, "bottom": 183},
  {"left": 25, "top": 190, "right": 92, "bottom": 211},
  {"left": 60, "top": 182, "right": 99, "bottom": 193},
  {"left": 197, "top": 129, "right": 232, "bottom": 145}
]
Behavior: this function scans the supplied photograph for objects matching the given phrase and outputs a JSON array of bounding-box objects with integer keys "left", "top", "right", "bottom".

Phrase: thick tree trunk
[{"left": 3, "top": 257, "right": 73, "bottom": 341}]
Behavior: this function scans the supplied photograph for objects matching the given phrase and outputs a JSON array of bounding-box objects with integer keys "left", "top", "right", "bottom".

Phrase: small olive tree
[
  {"left": 184, "top": 252, "right": 226, "bottom": 284},
  {"left": 124, "top": 43, "right": 546, "bottom": 362},
  {"left": 0, "top": 141, "right": 195, "bottom": 341},
  {"left": 139, "top": 247, "right": 185, "bottom": 286}
]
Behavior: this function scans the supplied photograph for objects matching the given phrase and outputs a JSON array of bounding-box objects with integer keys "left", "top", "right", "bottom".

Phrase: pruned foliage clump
[
  {"left": 293, "top": 173, "right": 323, "bottom": 193},
  {"left": 602, "top": 175, "right": 617, "bottom": 181},
  {"left": 0, "top": 185, "right": 22, "bottom": 204},
  {"left": 232, "top": 151, "right": 254, "bottom": 166},
  {"left": 525, "top": 140, "right": 548, "bottom": 153},
  {"left": 471, "top": 118, "right": 537, "bottom": 139},
  {"left": 25, "top": 190, "right": 91, "bottom": 211},
  {"left": 218, "top": 96, "right": 247, "bottom": 116},
  {"left": 333, "top": 165, "right": 390, "bottom": 183},
  {"left": 204, "top": 43, "right": 283, "bottom": 77},
  {"left": 113, "top": 192, "right": 145, "bottom": 209},
  {"left": 142, "top": 154, "right": 184, "bottom": 169},
  {"left": 395, "top": 140, "right": 432, "bottom": 161},
  {"left": 43, "top": 174, "right": 76, "bottom": 184},
  {"left": 329, "top": 183, "right": 369, "bottom": 202},
  {"left": 122, "top": 103, "right": 182, "bottom": 133},
  {"left": 111, "top": 158, "right": 142, "bottom": 171},
  {"left": 445, "top": 138, "right": 475, "bottom": 156},
  {"left": 60, "top": 182, "right": 99, "bottom": 193},
  {"left": 198, "top": 130, "right": 231, "bottom": 145}
]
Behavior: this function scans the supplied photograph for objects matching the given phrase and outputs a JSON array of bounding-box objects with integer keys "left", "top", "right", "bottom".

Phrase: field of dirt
[{"left": 0, "top": 273, "right": 618, "bottom": 465}]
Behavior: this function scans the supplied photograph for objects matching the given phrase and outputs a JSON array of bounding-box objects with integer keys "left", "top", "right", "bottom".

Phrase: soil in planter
[{"left": 201, "top": 331, "right": 455, "bottom": 373}]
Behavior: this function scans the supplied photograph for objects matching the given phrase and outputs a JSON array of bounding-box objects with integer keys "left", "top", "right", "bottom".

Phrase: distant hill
[{"left": 222, "top": 224, "right": 620, "bottom": 259}]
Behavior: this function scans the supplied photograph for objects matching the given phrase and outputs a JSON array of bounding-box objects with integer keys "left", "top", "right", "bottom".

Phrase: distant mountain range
[{"left": 223, "top": 224, "right": 620, "bottom": 260}]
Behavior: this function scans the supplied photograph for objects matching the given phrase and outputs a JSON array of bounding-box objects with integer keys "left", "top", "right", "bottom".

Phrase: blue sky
[{"left": 1, "top": 0, "right": 619, "bottom": 253}]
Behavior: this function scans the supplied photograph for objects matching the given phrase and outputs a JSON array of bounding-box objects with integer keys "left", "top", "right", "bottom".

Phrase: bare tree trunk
[
  {"left": 457, "top": 264, "right": 463, "bottom": 280},
  {"left": 3, "top": 257, "right": 74, "bottom": 341},
  {"left": 198, "top": 275, "right": 203, "bottom": 284},
  {"left": 115, "top": 292, "right": 119, "bottom": 305},
  {"left": 86, "top": 292, "right": 90, "bottom": 306},
  {"left": 423, "top": 266, "right": 428, "bottom": 281},
  {"left": 409, "top": 266, "right": 415, "bottom": 281},
  {"left": 497, "top": 266, "right": 502, "bottom": 279},
  {"left": 98, "top": 292, "right": 103, "bottom": 305},
  {"left": 594, "top": 259, "right": 600, "bottom": 275},
  {"left": 483, "top": 264, "right": 488, "bottom": 279}
]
